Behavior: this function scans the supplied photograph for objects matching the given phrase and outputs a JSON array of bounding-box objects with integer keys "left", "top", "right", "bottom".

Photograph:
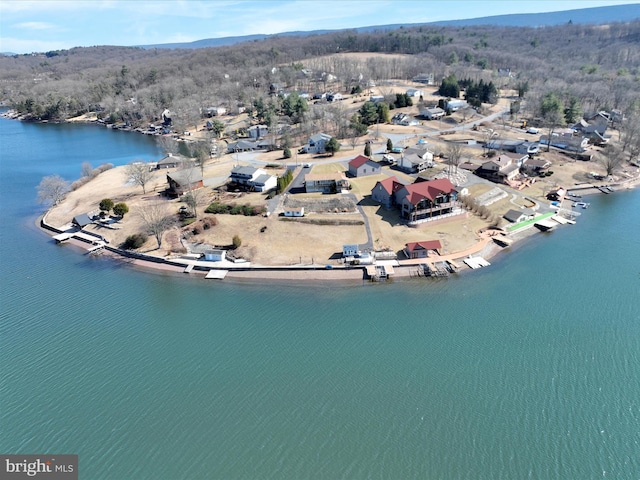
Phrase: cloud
[
  {"left": 0, "top": 37, "right": 69, "bottom": 54},
  {"left": 14, "top": 21, "right": 58, "bottom": 31}
]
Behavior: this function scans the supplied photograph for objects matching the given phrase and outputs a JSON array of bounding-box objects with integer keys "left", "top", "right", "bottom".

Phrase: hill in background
[{"left": 139, "top": 4, "right": 640, "bottom": 50}]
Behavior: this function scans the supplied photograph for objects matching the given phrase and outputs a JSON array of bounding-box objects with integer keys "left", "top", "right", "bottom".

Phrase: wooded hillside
[{"left": 1, "top": 20, "right": 639, "bottom": 129}]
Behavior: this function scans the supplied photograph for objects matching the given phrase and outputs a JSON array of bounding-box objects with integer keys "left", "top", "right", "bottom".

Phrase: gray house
[
  {"left": 348, "top": 155, "right": 381, "bottom": 177},
  {"left": 300, "top": 133, "right": 332, "bottom": 154}
]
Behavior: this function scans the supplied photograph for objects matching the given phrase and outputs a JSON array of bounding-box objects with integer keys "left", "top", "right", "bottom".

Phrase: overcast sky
[{"left": 1, "top": 0, "right": 639, "bottom": 54}]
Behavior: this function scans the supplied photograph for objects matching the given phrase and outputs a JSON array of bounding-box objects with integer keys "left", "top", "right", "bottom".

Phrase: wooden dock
[
  {"left": 366, "top": 264, "right": 394, "bottom": 281},
  {"left": 184, "top": 264, "right": 195, "bottom": 273}
]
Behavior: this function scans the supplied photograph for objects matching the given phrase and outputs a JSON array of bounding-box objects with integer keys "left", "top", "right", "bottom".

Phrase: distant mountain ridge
[{"left": 139, "top": 3, "right": 640, "bottom": 50}]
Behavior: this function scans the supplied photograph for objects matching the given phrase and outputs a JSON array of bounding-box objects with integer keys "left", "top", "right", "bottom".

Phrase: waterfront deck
[
  {"left": 205, "top": 269, "right": 228, "bottom": 280},
  {"left": 463, "top": 256, "right": 491, "bottom": 269}
]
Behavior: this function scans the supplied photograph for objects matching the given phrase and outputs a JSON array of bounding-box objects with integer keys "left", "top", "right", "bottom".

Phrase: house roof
[
  {"left": 523, "top": 158, "right": 551, "bottom": 169},
  {"left": 253, "top": 174, "right": 274, "bottom": 185},
  {"left": 406, "top": 240, "right": 442, "bottom": 252},
  {"left": 503, "top": 209, "right": 526, "bottom": 223},
  {"left": 309, "top": 133, "right": 331, "bottom": 143},
  {"left": 158, "top": 153, "right": 188, "bottom": 166},
  {"left": 487, "top": 155, "right": 513, "bottom": 169},
  {"left": 349, "top": 155, "right": 376, "bottom": 169},
  {"left": 228, "top": 140, "right": 258, "bottom": 151},
  {"left": 167, "top": 167, "right": 202, "bottom": 186},
  {"left": 231, "top": 166, "right": 258, "bottom": 177},
  {"left": 404, "top": 146, "right": 431, "bottom": 158},
  {"left": 400, "top": 178, "right": 456, "bottom": 204},
  {"left": 305, "top": 172, "right": 346, "bottom": 182},
  {"left": 376, "top": 176, "right": 405, "bottom": 195},
  {"left": 73, "top": 213, "right": 93, "bottom": 227}
]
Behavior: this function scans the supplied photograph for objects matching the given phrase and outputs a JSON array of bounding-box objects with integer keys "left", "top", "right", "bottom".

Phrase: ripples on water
[{"left": 1, "top": 116, "right": 639, "bottom": 478}]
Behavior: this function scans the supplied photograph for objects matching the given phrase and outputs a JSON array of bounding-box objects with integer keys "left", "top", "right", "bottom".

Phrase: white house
[
  {"left": 420, "top": 107, "right": 445, "bottom": 120},
  {"left": 406, "top": 88, "right": 424, "bottom": 98},
  {"left": 252, "top": 173, "right": 277, "bottom": 192},
  {"left": 204, "top": 250, "right": 226, "bottom": 261},
  {"left": 283, "top": 207, "right": 304, "bottom": 217},
  {"left": 230, "top": 166, "right": 276, "bottom": 191},
  {"left": 445, "top": 99, "right": 468, "bottom": 112},
  {"left": 343, "top": 244, "right": 360, "bottom": 257},
  {"left": 398, "top": 147, "right": 434, "bottom": 173}
]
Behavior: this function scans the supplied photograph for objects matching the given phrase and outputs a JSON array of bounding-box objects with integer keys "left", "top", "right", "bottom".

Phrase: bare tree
[
  {"left": 37, "top": 175, "right": 70, "bottom": 206},
  {"left": 446, "top": 142, "right": 463, "bottom": 175},
  {"left": 598, "top": 146, "right": 624, "bottom": 177},
  {"left": 189, "top": 141, "right": 210, "bottom": 177},
  {"left": 125, "top": 161, "right": 154, "bottom": 194},
  {"left": 156, "top": 136, "right": 179, "bottom": 156},
  {"left": 137, "top": 202, "right": 175, "bottom": 250},
  {"left": 80, "top": 161, "right": 94, "bottom": 178}
]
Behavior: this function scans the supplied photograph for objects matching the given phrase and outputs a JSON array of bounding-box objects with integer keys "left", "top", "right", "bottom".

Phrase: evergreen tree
[{"left": 364, "top": 143, "right": 372, "bottom": 157}]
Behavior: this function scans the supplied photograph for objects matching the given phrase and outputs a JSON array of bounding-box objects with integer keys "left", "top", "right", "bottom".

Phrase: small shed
[{"left": 284, "top": 207, "right": 304, "bottom": 217}]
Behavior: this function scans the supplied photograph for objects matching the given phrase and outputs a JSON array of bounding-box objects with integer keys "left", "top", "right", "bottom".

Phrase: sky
[{"left": 1, "top": 0, "right": 639, "bottom": 54}]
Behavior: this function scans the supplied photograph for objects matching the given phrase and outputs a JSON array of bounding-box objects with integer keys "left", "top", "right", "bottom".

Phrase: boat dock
[
  {"left": 205, "top": 269, "right": 228, "bottom": 280},
  {"left": 463, "top": 256, "right": 491, "bottom": 269},
  {"left": 366, "top": 264, "right": 394, "bottom": 281}
]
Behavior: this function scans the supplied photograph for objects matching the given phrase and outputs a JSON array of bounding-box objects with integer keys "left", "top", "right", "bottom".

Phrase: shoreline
[{"left": 37, "top": 209, "right": 540, "bottom": 285}]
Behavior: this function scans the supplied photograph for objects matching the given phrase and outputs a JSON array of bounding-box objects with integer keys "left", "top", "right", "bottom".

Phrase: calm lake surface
[{"left": 1, "top": 114, "right": 639, "bottom": 479}]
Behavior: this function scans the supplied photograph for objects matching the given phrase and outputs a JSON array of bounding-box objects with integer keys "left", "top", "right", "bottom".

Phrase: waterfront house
[
  {"left": 476, "top": 155, "right": 521, "bottom": 183},
  {"left": 204, "top": 249, "right": 226, "bottom": 262},
  {"left": 503, "top": 209, "right": 535, "bottom": 223},
  {"left": 166, "top": 168, "right": 203, "bottom": 197},
  {"left": 157, "top": 153, "right": 189, "bottom": 169},
  {"left": 394, "top": 178, "right": 459, "bottom": 223},
  {"left": 546, "top": 187, "right": 566, "bottom": 201},
  {"left": 348, "top": 155, "right": 381, "bottom": 177},
  {"left": 371, "top": 176, "right": 405, "bottom": 208},
  {"left": 343, "top": 244, "right": 360, "bottom": 257},
  {"left": 404, "top": 240, "right": 442, "bottom": 259},
  {"left": 304, "top": 173, "right": 350, "bottom": 193},
  {"left": 72, "top": 213, "right": 93, "bottom": 229}
]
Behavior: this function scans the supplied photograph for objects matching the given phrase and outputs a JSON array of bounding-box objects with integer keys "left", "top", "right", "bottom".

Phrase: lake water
[{"left": 1, "top": 114, "right": 639, "bottom": 479}]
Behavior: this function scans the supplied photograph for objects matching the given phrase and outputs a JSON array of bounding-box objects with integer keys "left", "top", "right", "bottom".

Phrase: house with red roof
[
  {"left": 348, "top": 155, "right": 381, "bottom": 177},
  {"left": 393, "top": 178, "right": 459, "bottom": 223},
  {"left": 404, "top": 240, "right": 442, "bottom": 259},
  {"left": 371, "top": 176, "right": 405, "bottom": 208}
]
